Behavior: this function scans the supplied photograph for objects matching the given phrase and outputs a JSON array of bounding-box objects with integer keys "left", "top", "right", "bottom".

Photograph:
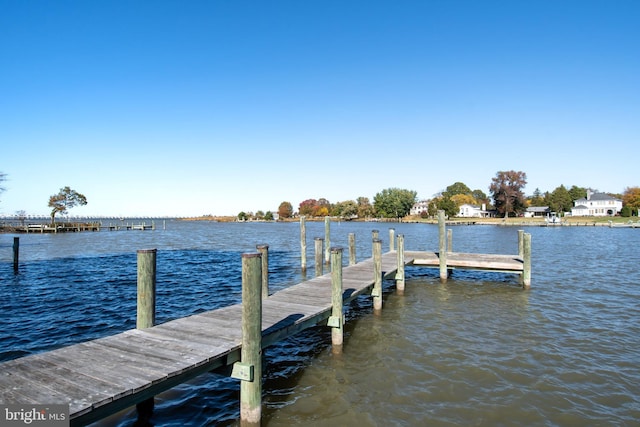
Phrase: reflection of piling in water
[{"left": 13, "top": 237, "right": 19, "bottom": 273}]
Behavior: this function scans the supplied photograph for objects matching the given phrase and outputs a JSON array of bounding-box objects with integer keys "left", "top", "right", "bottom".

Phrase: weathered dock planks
[
  {"left": 0, "top": 245, "right": 526, "bottom": 426},
  {"left": 407, "top": 251, "right": 524, "bottom": 273}
]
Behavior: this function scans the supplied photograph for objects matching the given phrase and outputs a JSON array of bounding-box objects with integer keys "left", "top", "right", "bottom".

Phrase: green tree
[
  {"left": 264, "top": 211, "right": 274, "bottom": 221},
  {"left": 278, "top": 201, "right": 293, "bottom": 219},
  {"left": 568, "top": 185, "right": 587, "bottom": 202},
  {"left": 373, "top": 188, "right": 417, "bottom": 218},
  {"left": 489, "top": 170, "right": 527, "bottom": 217},
  {"left": 443, "top": 182, "right": 472, "bottom": 197},
  {"left": 48, "top": 186, "right": 87, "bottom": 225},
  {"left": 529, "top": 188, "right": 545, "bottom": 206},
  {"left": 332, "top": 200, "right": 358, "bottom": 219},
  {"left": 237, "top": 211, "right": 248, "bottom": 221},
  {"left": 427, "top": 200, "right": 438, "bottom": 217},
  {"left": 356, "top": 197, "right": 374, "bottom": 218},
  {"left": 547, "top": 185, "right": 573, "bottom": 214},
  {"left": 436, "top": 196, "right": 457, "bottom": 217}
]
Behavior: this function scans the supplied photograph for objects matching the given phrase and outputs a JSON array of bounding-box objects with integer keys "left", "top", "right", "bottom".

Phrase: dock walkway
[{"left": 0, "top": 250, "right": 524, "bottom": 425}]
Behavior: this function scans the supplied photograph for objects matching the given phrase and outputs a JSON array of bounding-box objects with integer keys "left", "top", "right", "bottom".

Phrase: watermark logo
[{"left": 1, "top": 405, "right": 68, "bottom": 426}]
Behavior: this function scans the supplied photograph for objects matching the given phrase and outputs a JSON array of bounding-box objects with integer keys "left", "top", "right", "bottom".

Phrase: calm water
[{"left": 1, "top": 220, "right": 639, "bottom": 426}]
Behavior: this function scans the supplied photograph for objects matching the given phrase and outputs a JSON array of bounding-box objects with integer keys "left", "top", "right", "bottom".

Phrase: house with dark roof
[
  {"left": 571, "top": 190, "right": 623, "bottom": 216},
  {"left": 525, "top": 206, "right": 551, "bottom": 217}
]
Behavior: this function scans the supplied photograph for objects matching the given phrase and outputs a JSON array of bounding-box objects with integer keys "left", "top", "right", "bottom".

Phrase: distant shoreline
[
  {"left": 179, "top": 215, "right": 639, "bottom": 227},
  {"left": 1, "top": 215, "right": 637, "bottom": 233}
]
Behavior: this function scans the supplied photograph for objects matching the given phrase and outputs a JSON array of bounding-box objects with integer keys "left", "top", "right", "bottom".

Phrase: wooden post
[
  {"left": 396, "top": 234, "right": 405, "bottom": 293},
  {"left": 438, "top": 210, "right": 448, "bottom": 282},
  {"left": 136, "top": 249, "right": 157, "bottom": 329},
  {"left": 300, "top": 216, "right": 307, "bottom": 271},
  {"left": 389, "top": 228, "right": 395, "bottom": 252},
  {"left": 329, "top": 247, "right": 344, "bottom": 354},
  {"left": 518, "top": 230, "right": 524, "bottom": 258},
  {"left": 522, "top": 233, "right": 532, "bottom": 289},
  {"left": 348, "top": 233, "right": 356, "bottom": 265},
  {"left": 447, "top": 229, "right": 452, "bottom": 253},
  {"left": 372, "top": 229, "right": 379, "bottom": 240},
  {"left": 13, "top": 237, "right": 19, "bottom": 273},
  {"left": 136, "top": 248, "right": 157, "bottom": 423},
  {"left": 314, "top": 238, "right": 324, "bottom": 277},
  {"left": 324, "top": 216, "right": 331, "bottom": 264},
  {"left": 256, "top": 244, "right": 269, "bottom": 298},
  {"left": 372, "top": 239, "right": 383, "bottom": 313},
  {"left": 239, "top": 253, "right": 263, "bottom": 425}
]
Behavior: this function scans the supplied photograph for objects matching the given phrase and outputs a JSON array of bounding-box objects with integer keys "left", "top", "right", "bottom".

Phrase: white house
[
  {"left": 571, "top": 190, "right": 623, "bottom": 217},
  {"left": 525, "top": 206, "right": 551, "bottom": 218},
  {"left": 458, "top": 204, "right": 482, "bottom": 218},
  {"left": 410, "top": 200, "right": 430, "bottom": 216}
]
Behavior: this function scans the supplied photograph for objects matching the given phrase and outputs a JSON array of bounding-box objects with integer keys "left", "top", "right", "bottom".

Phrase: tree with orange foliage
[
  {"left": 622, "top": 187, "right": 640, "bottom": 215},
  {"left": 278, "top": 201, "right": 293, "bottom": 219}
]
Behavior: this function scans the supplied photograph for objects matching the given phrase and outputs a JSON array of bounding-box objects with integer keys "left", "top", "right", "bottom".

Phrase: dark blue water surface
[{"left": 1, "top": 220, "right": 639, "bottom": 426}]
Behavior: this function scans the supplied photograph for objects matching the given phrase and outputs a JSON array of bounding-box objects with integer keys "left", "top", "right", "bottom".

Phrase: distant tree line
[
  {"left": 269, "top": 171, "right": 640, "bottom": 220},
  {"left": 1, "top": 170, "right": 637, "bottom": 221}
]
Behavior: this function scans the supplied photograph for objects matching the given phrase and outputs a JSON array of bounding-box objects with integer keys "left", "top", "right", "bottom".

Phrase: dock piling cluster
[{"left": 1, "top": 215, "right": 532, "bottom": 426}]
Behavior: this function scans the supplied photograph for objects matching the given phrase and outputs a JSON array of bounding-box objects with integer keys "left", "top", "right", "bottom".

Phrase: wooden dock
[
  {"left": 10, "top": 221, "right": 158, "bottom": 233},
  {"left": 406, "top": 251, "right": 525, "bottom": 273},
  {"left": 0, "top": 246, "right": 526, "bottom": 426}
]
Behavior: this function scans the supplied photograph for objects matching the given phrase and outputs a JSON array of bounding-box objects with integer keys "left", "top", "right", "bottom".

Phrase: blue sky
[{"left": 1, "top": 0, "right": 638, "bottom": 217}]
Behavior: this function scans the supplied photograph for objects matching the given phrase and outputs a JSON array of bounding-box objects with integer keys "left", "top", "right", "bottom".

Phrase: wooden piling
[
  {"left": 239, "top": 253, "right": 263, "bottom": 425},
  {"left": 136, "top": 248, "right": 157, "bottom": 423},
  {"left": 136, "top": 249, "right": 157, "bottom": 329},
  {"left": 329, "top": 247, "right": 344, "bottom": 353},
  {"left": 396, "top": 234, "right": 405, "bottom": 293},
  {"left": 372, "top": 239, "right": 383, "bottom": 313},
  {"left": 372, "top": 229, "right": 379, "bottom": 240},
  {"left": 522, "top": 233, "right": 532, "bottom": 289},
  {"left": 348, "top": 233, "right": 356, "bottom": 265},
  {"left": 438, "top": 210, "right": 448, "bottom": 282},
  {"left": 314, "top": 238, "right": 324, "bottom": 277},
  {"left": 389, "top": 228, "right": 395, "bottom": 252},
  {"left": 256, "top": 244, "right": 269, "bottom": 298},
  {"left": 518, "top": 230, "right": 524, "bottom": 258},
  {"left": 324, "top": 216, "right": 330, "bottom": 264},
  {"left": 300, "top": 216, "right": 307, "bottom": 271},
  {"left": 13, "top": 237, "right": 19, "bottom": 273}
]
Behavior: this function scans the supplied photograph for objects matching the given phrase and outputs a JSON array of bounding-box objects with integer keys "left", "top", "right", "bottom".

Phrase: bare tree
[{"left": 0, "top": 171, "right": 6, "bottom": 202}]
